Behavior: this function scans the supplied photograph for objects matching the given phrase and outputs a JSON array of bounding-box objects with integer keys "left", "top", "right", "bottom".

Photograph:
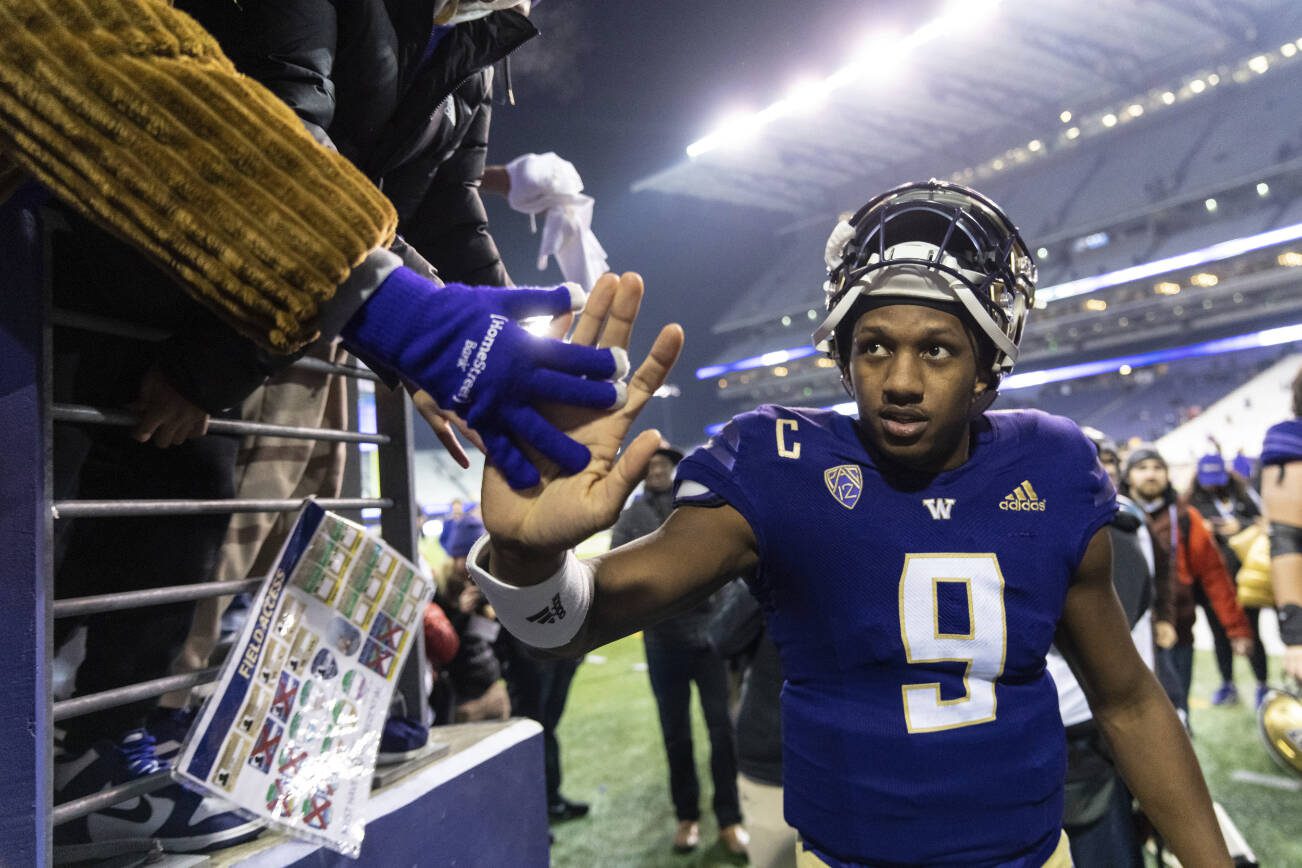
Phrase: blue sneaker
[
  {"left": 376, "top": 715, "right": 429, "bottom": 765},
  {"left": 1256, "top": 684, "right": 1270, "bottom": 710},
  {"left": 1211, "top": 683, "right": 1239, "bottom": 706},
  {"left": 54, "top": 729, "right": 263, "bottom": 862},
  {"left": 147, "top": 706, "right": 198, "bottom": 763}
]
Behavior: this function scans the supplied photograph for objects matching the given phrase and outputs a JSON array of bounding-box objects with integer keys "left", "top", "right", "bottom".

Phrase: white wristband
[{"left": 466, "top": 534, "right": 594, "bottom": 649}]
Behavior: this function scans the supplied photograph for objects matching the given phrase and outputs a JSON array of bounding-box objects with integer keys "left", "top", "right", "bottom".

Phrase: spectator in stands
[
  {"left": 47, "top": 210, "right": 264, "bottom": 857},
  {"left": 1121, "top": 446, "right": 1255, "bottom": 720},
  {"left": 611, "top": 445, "right": 749, "bottom": 857},
  {"left": 440, "top": 500, "right": 468, "bottom": 555},
  {"left": 439, "top": 515, "right": 512, "bottom": 721},
  {"left": 1262, "top": 367, "right": 1302, "bottom": 682},
  {"left": 1185, "top": 454, "right": 1270, "bottom": 707},
  {"left": 3, "top": 0, "right": 623, "bottom": 491},
  {"left": 424, "top": 601, "right": 462, "bottom": 726},
  {"left": 1232, "top": 449, "right": 1254, "bottom": 483},
  {"left": 708, "top": 581, "right": 794, "bottom": 868}
]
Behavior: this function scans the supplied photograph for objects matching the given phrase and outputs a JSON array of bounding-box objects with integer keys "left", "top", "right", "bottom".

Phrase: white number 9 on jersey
[{"left": 898, "top": 553, "right": 1007, "bottom": 733}]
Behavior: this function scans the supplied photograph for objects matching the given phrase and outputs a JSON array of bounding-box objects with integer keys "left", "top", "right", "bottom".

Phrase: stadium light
[
  {"left": 1059, "top": 110, "right": 1072, "bottom": 123},
  {"left": 704, "top": 319, "right": 1302, "bottom": 433},
  {"left": 1065, "top": 126, "right": 1081, "bottom": 140},
  {"left": 1189, "top": 79, "right": 1206, "bottom": 94},
  {"left": 685, "top": 1, "right": 1003, "bottom": 158},
  {"left": 1038, "top": 219, "right": 1302, "bottom": 303},
  {"left": 1205, "top": 197, "right": 1218, "bottom": 212},
  {"left": 1102, "top": 113, "right": 1118, "bottom": 128},
  {"left": 1257, "top": 182, "right": 1270, "bottom": 197},
  {"left": 1248, "top": 55, "right": 1270, "bottom": 74},
  {"left": 1161, "top": 91, "right": 1176, "bottom": 105}
]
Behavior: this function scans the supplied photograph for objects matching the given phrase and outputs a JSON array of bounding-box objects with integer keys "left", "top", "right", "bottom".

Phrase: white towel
[{"left": 505, "top": 152, "right": 610, "bottom": 291}]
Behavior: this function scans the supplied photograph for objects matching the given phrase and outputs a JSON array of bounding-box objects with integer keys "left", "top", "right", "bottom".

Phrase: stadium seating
[{"left": 997, "top": 344, "right": 1296, "bottom": 444}]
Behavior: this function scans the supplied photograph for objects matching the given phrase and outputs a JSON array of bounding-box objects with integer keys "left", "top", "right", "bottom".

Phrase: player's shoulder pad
[
  {"left": 677, "top": 404, "right": 841, "bottom": 497},
  {"left": 988, "top": 407, "right": 1094, "bottom": 456}
]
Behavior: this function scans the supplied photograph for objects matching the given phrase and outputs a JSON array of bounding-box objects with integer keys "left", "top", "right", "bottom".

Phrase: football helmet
[
  {"left": 812, "top": 180, "right": 1037, "bottom": 382},
  {"left": 1258, "top": 682, "right": 1302, "bottom": 778}
]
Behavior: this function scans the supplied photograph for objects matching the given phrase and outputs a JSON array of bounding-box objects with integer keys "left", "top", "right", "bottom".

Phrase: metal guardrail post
[
  {"left": 0, "top": 193, "right": 53, "bottom": 865},
  {"left": 373, "top": 386, "right": 432, "bottom": 728}
]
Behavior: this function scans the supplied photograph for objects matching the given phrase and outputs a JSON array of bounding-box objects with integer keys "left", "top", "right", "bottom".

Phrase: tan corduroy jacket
[{"left": 0, "top": 0, "right": 400, "bottom": 352}]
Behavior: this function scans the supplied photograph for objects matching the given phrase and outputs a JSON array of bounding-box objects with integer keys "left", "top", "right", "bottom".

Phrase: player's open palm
[{"left": 480, "top": 272, "right": 684, "bottom": 555}]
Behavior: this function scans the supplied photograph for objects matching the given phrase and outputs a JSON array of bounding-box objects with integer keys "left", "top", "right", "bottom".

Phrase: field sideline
[{"left": 547, "top": 636, "right": 1301, "bottom": 867}]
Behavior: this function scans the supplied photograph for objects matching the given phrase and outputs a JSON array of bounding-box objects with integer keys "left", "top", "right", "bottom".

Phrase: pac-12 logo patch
[{"left": 824, "top": 465, "right": 863, "bottom": 510}]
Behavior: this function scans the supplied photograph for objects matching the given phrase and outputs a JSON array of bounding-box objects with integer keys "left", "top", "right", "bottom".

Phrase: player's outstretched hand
[{"left": 480, "top": 272, "right": 684, "bottom": 561}]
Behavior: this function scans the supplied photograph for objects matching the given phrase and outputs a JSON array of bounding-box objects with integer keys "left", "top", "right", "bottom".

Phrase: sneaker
[
  {"left": 672, "top": 820, "right": 700, "bottom": 853},
  {"left": 1256, "top": 684, "right": 1270, "bottom": 710},
  {"left": 376, "top": 715, "right": 429, "bottom": 765},
  {"left": 719, "top": 823, "right": 750, "bottom": 858},
  {"left": 1211, "top": 683, "right": 1239, "bottom": 706},
  {"left": 54, "top": 730, "right": 262, "bottom": 862},
  {"left": 147, "top": 706, "right": 198, "bottom": 763},
  {"left": 547, "top": 796, "right": 590, "bottom": 822}
]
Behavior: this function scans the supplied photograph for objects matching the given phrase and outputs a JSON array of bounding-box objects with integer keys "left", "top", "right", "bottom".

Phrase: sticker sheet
[{"left": 174, "top": 502, "right": 430, "bottom": 856}]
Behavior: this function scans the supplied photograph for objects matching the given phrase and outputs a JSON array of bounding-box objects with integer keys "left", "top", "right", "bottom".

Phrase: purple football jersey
[{"left": 676, "top": 405, "right": 1116, "bottom": 866}]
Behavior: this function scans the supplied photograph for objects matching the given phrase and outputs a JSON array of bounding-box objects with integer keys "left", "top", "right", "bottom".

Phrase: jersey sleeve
[
  {"left": 673, "top": 409, "right": 768, "bottom": 553},
  {"left": 1042, "top": 414, "right": 1119, "bottom": 569}
]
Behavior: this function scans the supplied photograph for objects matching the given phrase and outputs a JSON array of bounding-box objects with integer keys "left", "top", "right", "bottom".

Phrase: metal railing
[{"left": 1, "top": 200, "right": 430, "bottom": 850}]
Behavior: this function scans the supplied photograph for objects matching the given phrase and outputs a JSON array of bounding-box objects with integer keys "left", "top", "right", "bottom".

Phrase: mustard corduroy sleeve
[{"left": 0, "top": 0, "right": 398, "bottom": 352}]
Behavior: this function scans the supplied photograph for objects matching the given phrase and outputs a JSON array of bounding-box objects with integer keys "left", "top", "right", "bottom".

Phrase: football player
[
  {"left": 1263, "top": 366, "right": 1302, "bottom": 681},
  {"left": 469, "top": 182, "right": 1231, "bottom": 866}
]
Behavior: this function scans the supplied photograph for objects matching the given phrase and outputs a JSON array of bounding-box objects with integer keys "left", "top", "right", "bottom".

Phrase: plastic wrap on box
[{"left": 175, "top": 502, "right": 430, "bottom": 856}]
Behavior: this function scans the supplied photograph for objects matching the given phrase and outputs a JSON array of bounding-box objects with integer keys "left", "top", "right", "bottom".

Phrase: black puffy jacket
[{"left": 179, "top": 0, "right": 537, "bottom": 286}]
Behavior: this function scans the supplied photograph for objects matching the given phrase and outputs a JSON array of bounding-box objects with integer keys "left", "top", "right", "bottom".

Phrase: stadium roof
[{"left": 632, "top": 0, "right": 1302, "bottom": 216}]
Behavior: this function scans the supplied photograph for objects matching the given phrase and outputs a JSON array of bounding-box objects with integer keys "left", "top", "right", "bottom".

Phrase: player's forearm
[
  {"left": 1096, "top": 675, "right": 1231, "bottom": 867},
  {"left": 478, "top": 512, "right": 751, "bottom": 658}
]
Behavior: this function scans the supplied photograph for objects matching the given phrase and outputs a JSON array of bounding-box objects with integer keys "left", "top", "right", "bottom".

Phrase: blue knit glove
[{"left": 341, "top": 266, "right": 628, "bottom": 489}]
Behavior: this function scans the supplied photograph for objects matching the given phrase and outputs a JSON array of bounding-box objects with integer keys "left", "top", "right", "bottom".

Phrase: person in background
[
  {"left": 1263, "top": 367, "right": 1302, "bottom": 682},
  {"left": 1122, "top": 445, "right": 1254, "bottom": 720},
  {"left": 1051, "top": 428, "right": 1156, "bottom": 868},
  {"left": 610, "top": 445, "right": 749, "bottom": 858},
  {"left": 499, "top": 633, "right": 589, "bottom": 823},
  {"left": 424, "top": 601, "right": 462, "bottom": 726},
  {"left": 708, "top": 580, "right": 794, "bottom": 868},
  {"left": 1185, "top": 453, "right": 1270, "bottom": 707},
  {"left": 438, "top": 514, "right": 512, "bottom": 722},
  {"left": 1232, "top": 449, "right": 1254, "bottom": 483},
  {"left": 440, "top": 500, "right": 468, "bottom": 555}
]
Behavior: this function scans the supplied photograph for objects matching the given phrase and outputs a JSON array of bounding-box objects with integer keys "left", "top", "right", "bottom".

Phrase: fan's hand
[{"left": 479, "top": 273, "right": 684, "bottom": 581}]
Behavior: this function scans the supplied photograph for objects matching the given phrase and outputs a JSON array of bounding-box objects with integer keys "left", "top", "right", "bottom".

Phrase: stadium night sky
[{"left": 454, "top": 0, "right": 947, "bottom": 449}]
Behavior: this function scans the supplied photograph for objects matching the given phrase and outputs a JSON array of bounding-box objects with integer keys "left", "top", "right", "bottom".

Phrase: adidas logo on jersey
[
  {"left": 922, "top": 498, "right": 956, "bottom": 520},
  {"left": 1000, "top": 480, "right": 1045, "bottom": 511}
]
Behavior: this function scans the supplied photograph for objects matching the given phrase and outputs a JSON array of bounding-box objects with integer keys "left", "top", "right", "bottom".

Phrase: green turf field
[{"left": 548, "top": 637, "right": 1300, "bottom": 867}]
